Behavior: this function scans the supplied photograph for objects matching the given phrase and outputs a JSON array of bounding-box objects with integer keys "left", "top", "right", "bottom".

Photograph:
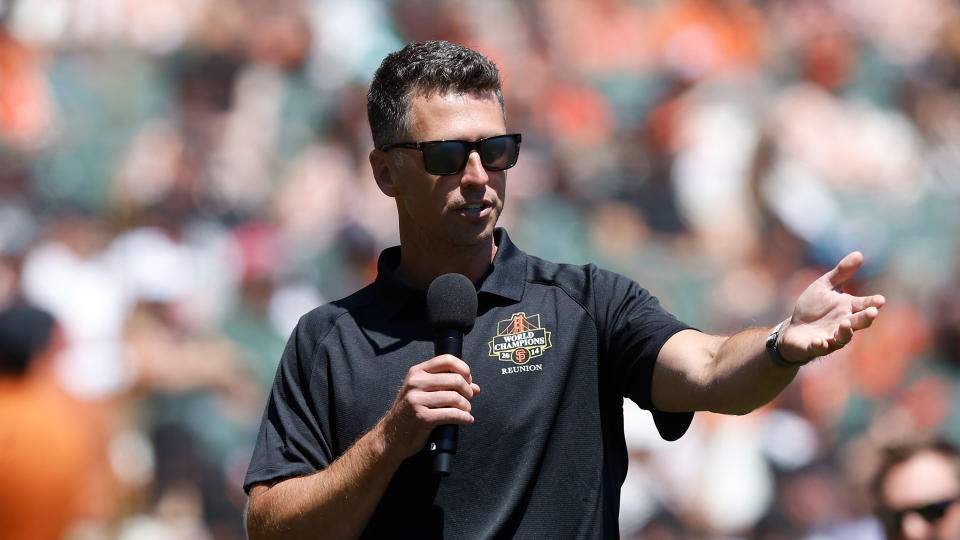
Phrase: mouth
[{"left": 456, "top": 200, "right": 493, "bottom": 218}]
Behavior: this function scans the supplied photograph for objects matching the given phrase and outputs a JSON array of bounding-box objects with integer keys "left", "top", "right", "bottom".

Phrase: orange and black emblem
[{"left": 488, "top": 312, "right": 553, "bottom": 365}]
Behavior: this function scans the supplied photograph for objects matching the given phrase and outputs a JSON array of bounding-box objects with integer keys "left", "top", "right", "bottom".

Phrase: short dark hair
[
  {"left": 870, "top": 439, "right": 960, "bottom": 527},
  {"left": 0, "top": 304, "right": 55, "bottom": 377},
  {"left": 366, "top": 40, "right": 505, "bottom": 149}
]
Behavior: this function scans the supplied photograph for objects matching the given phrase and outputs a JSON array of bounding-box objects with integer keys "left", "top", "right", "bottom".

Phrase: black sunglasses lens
[
  {"left": 479, "top": 135, "right": 519, "bottom": 170},
  {"left": 887, "top": 500, "right": 955, "bottom": 529},
  {"left": 422, "top": 141, "right": 467, "bottom": 175},
  {"left": 917, "top": 502, "right": 950, "bottom": 522}
]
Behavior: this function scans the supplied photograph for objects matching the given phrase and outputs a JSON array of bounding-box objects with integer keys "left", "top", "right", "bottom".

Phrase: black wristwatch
[{"left": 766, "top": 319, "right": 810, "bottom": 368}]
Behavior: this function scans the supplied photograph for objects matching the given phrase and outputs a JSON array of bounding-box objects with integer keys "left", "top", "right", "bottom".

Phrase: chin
[{"left": 448, "top": 220, "right": 497, "bottom": 247}]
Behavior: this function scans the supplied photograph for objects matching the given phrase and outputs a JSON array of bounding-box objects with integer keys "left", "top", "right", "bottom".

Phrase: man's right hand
[
  {"left": 247, "top": 355, "right": 481, "bottom": 540},
  {"left": 378, "top": 354, "right": 481, "bottom": 460}
]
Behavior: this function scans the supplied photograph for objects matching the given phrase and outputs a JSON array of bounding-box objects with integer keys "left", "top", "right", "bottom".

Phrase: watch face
[{"left": 766, "top": 322, "right": 784, "bottom": 350}]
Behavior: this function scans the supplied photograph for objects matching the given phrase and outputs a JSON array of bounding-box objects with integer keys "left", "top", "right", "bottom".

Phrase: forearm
[
  {"left": 245, "top": 420, "right": 405, "bottom": 540},
  {"left": 654, "top": 253, "right": 883, "bottom": 416},
  {"left": 702, "top": 326, "right": 799, "bottom": 415}
]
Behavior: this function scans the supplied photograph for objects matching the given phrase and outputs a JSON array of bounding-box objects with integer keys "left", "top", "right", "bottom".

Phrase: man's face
[
  {"left": 378, "top": 91, "right": 507, "bottom": 250},
  {"left": 881, "top": 451, "right": 960, "bottom": 540}
]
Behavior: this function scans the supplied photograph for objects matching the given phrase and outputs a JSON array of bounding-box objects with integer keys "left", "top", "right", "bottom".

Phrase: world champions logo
[{"left": 488, "top": 312, "right": 553, "bottom": 365}]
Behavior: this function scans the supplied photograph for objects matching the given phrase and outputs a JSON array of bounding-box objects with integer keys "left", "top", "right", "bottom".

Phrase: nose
[
  {"left": 901, "top": 512, "right": 934, "bottom": 540},
  {"left": 460, "top": 150, "right": 489, "bottom": 186}
]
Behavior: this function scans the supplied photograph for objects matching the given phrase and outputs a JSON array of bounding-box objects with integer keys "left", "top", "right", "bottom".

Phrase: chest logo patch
[{"left": 488, "top": 312, "right": 553, "bottom": 365}]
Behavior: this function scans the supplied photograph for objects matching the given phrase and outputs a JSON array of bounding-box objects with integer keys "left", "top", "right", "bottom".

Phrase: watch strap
[{"left": 766, "top": 319, "right": 812, "bottom": 368}]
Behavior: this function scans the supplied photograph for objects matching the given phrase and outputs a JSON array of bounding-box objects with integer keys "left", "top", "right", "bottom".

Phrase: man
[
  {"left": 244, "top": 40, "right": 885, "bottom": 538},
  {"left": 871, "top": 440, "right": 960, "bottom": 540}
]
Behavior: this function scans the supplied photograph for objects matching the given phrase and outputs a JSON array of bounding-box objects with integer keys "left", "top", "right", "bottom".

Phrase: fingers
[
  {"left": 801, "top": 334, "right": 837, "bottom": 358},
  {"left": 403, "top": 355, "right": 480, "bottom": 420},
  {"left": 833, "top": 318, "right": 854, "bottom": 345},
  {"left": 421, "top": 354, "right": 474, "bottom": 383},
  {"left": 412, "top": 390, "right": 475, "bottom": 418},
  {"left": 824, "top": 251, "right": 864, "bottom": 289},
  {"left": 410, "top": 372, "right": 476, "bottom": 400},
  {"left": 383, "top": 356, "right": 481, "bottom": 458},
  {"left": 405, "top": 386, "right": 476, "bottom": 427},
  {"left": 834, "top": 304, "right": 881, "bottom": 342},
  {"left": 822, "top": 306, "right": 881, "bottom": 352},
  {"left": 848, "top": 306, "right": 880, "bottom": 331},
  {"left": 851, "top": 294, "right": 886, "bottom": 313},
  {"left": 422, "top": 353, "right": 477, "bottom": 388}
]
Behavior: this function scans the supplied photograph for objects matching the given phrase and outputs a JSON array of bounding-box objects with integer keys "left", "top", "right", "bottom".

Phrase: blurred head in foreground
[
  {"left": 0, "top": 303, "right": 54, "bottom": 377},
  {"left": 871, "top": 439, "right": 960, "bottom": 540}
]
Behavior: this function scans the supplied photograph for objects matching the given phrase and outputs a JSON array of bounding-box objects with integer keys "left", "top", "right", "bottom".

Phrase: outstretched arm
[{"left": 652, "top": 252, "right": 885, "bottom": 415}]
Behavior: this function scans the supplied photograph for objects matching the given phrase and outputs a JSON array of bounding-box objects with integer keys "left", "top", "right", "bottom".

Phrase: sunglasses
[
  {"left": 380, "top": 133, "right": 522, "bottom": 176},
  {"left": 883, "top": 497, "right": 960, "bottom": 530}
]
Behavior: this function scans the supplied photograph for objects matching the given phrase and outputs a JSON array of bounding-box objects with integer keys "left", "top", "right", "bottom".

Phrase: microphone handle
[{"left": 430, "top": 328, "right": 463, "bottom": 476}]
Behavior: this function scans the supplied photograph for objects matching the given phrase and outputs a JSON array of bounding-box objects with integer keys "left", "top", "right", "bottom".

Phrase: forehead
[
  {"left": 405, "top": 91, "right": 505, "bottom": 141},
  {"left": 883, "top": 451, "right": 960, "bottom": 508}
]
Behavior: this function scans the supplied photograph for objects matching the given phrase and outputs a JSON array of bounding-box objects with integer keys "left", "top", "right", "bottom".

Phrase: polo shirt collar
[
  {"left": 373, "top": 227, "right": 527, "bottom": 320},
  {"left": 478, "top": 228, "right": 526, "bottom": 303},
  {"left": 373, "top": 245, "right": 423, "bottom": 322}
]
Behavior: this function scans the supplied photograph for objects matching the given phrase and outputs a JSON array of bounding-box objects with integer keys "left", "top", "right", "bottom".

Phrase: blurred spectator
[
  {"left": 20, "top": 210, "right": 133, "bottom": 400},
  {"left": 0, "top": 304, "right": 93, "bottom": 539},
  {"left": 0, "top": 17, "right": 55, "bottom": 146},
  {"left": 870, "top": 439, "right": 960, "bottom": 540}
]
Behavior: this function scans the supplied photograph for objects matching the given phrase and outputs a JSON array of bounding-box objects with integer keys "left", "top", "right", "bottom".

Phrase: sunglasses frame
[
  {"left": 380, "top": 133, "right": 522, "bottom": 176},
  {"left": 884, "top": 497, "right": 960, "bottom": 530}
]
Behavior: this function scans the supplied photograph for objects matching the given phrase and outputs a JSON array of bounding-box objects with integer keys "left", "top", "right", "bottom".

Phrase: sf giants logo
[{"left": 487, "top": 312, "right": 553, "bottom": 365}]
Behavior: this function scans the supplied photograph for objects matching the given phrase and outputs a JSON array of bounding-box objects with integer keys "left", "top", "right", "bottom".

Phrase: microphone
[{"left": 425, "top": 273, "right": 478, "bottom": 476}]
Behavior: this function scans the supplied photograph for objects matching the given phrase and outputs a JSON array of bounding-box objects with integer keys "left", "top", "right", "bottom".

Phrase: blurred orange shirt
[
  {"left": 0, "top": 31, "right": 53, "bottom": 144},
  {"left": 0, "top": 373, "right": 91, "bottom": 539}
]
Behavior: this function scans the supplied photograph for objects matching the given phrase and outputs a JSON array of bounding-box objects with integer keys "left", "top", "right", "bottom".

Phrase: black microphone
[{"left": 425, "top": 273, "right": 478, "bottom": 476}]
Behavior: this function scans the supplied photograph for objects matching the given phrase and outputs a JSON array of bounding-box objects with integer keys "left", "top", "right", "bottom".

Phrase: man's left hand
[{"left": 779, "top": 251, "right": 886, "bottom": 364}]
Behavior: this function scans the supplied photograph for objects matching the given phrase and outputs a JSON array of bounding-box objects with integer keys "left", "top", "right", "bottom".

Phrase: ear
[{"left": 369, "top": 149, "right": 398, "bottom": 197}]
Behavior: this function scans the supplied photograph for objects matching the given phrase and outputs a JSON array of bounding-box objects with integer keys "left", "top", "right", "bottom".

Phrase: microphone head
[{"left": 426, "top": 273, "right": 477, "bottom": 332}]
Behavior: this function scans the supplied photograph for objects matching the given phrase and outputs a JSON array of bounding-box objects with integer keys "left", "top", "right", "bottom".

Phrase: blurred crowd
[{"left": 1, "top": 0, "right": 960, "bottom": 538}]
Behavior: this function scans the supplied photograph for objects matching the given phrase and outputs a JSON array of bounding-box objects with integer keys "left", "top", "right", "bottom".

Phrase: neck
[{"left": 395, "top": 231, "right": 497, "bottom": 290}]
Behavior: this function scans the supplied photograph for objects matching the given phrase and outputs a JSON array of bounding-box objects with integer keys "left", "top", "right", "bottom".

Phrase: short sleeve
[
  {"left": 591, "top": 267, "right": 695, "bottom": 441},
  {"left": 243, "top": 318, "right": 334, "bottom": 493}
]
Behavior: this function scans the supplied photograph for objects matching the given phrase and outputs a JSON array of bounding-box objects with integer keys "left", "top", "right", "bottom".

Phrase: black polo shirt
[{"left": 245, "top": 228, "right": 694, "bottom": 538}]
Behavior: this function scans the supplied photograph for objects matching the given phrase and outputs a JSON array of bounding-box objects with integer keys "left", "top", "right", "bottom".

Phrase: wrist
[
  {"left": 766, "top": 318, "right": 811, "bottom": 368},
  {"left": 368, "top": 417, "right": 412, "bottom": 469}
]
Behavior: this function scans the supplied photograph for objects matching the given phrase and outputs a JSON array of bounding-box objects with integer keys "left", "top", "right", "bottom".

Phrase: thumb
[{"left": 824, "top": 251, "right": 863, "bottom": 289}]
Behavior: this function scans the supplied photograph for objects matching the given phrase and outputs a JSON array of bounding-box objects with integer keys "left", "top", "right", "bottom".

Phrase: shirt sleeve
[
  {"left": 591, "top": 267, "right": 695, "bottom": 441},
  {"left": 244, "top": 316, "right": 335, "bottom": 493}
]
